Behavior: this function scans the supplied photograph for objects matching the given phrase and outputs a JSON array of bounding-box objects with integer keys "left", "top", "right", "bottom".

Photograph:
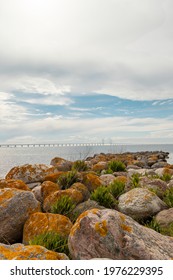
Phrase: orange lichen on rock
[
  {"left": 41, "top": 181, "right": 60, "bottom": 199},
  {"left": 43, "top": 172, "right": 64, "bottom": 183},
  {"left": 120, "top": 224, "right": 132, "bottom": 233},
  {"left": 82, "top": 173, "right": 102, "bottom": 192},
  {"left": 23, "top": 212, "right": 73, "bottom": 244},
  {"left": 0, "top": 179, "right": 30, "bottom": 191},
  {"left": 0, "top": 244, "right": 68, "bottom": 260},
  {"left": 70, "top": 182, "right": 90, "bottom": 201},
  {"left": 95, "top": 220, "right": 108, "bottom": 236}
]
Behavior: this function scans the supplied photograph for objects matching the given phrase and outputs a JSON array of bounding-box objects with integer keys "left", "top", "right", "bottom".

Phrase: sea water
[{"left": 0, "top": 144, "right": 173, "bottom": 179}]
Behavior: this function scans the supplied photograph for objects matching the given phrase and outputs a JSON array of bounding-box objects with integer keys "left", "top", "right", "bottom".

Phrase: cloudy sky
[{"left": 0, "top": 0, "right": 173, "bottom": 144}]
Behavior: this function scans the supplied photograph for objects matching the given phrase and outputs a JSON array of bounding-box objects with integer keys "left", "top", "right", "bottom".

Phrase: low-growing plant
[
  {"left": 29, "top": 232, "right": 69, "bottom": 255},
  {"left": 108, "top": 180, "right": 125, "bottom": 198},
  {"left": 142, "top": 217, "right": 161, "bottom": 233},
  {"left": 130, "top": 173, "right": 141, "bottom": 188},
  {"left": 90, "top": 185, "right": 117, "bottom": 209},
  {"left": 163, "top": 187, "right": 173, "bottom": 207},
  {"left": 107, "top": 160, "right": 126, "bottom": 173},
  {"left": 57, "top": 170, "right": 79, "bottom": 189},
  {"left": 160, "top": 173, "right": 172, "bottom": 182},
  {"left": 51, "top": 195, "right": 76, "bottom": 220},
  {"left": 72, "top": 160, "right": 88, "bottom": 172}
]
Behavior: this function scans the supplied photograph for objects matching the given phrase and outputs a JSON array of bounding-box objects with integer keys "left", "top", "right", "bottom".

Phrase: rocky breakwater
[{"left": 0, "top": 151, "right": 173, "bottom": 259}]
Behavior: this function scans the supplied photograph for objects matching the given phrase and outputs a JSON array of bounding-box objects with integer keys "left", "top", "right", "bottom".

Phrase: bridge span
[{"left": 0, "top": 143, "right": 116, "bottom": 148}]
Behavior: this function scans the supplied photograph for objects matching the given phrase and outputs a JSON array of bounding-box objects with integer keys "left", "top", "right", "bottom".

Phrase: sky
[{"left": 0, "top": 0, "right": 173, "bottom": 144}]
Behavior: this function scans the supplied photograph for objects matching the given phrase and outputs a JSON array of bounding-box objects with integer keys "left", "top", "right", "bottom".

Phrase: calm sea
[{"left": 0, "top": 144, "right": 173, "bottom": 179}]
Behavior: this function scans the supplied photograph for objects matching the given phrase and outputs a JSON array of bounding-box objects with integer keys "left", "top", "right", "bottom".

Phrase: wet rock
[
  {"left": 118, "top": 188, "right": 167, "bottom": 220},
  {"left": 68, "top": 208, "right": 173, "bottom": 260},
  {"left": 0, "top": 188, "right": 41, "bottom": 243}
]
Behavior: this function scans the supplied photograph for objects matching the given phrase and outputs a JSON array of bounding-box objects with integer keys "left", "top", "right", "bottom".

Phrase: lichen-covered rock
[
  {"left": 155, "top": 167, "right": 173, "bottom": 177},
  {"left": 0, "top": 243, "right": 69, "bottom": 260},
  {"left": 140, "top": 177, "right": 168, "bottom": 198},
  {"left": 43, "top": 171, "right": 64, "bottom": 183},
  {"left": 155, "top": 208, "right": 173, "bottom": 236},
  {"left": 41, "top": 181, "right": 60, "bottom": 200},
  {"left": 23, "top": 212, "right": 73, "bottom": 244},
  {"left": 82, "top": 173, "right": 102, "bottom": 192},
  {"left": 70, "top": 183, "right": 90, "bottom": 201},
  {"left": 68, "top": 208, "right": 173, "bottom": 260},
  {"left": 50, "top": 157, "right": 72, "bottom": 171},
  {"left": 0, "top": 188, "right": 41, "bottom": 243},
  {"left": 99, "top": 174, "right": 116, "bottom": 185},
  {"left": 72, "top": 200, "right": 105, "bottom": 218},
  {"left": 43, "top": 188, "right": 84, "bottom": 212},
  {"left": 118, "top": 188, "right": 167, "bottom": 220},
  {"left": 5, "top": 164, "right": 58, "bottom": 183},
  {"left": 32, "top": 185, "right": 43, "bottom": 203},
  {"left": 0, "top": 179, "right": 30, "bottom": 191},
  {"left": 92, "top": 162, "right": 108, "bottom": 173}
]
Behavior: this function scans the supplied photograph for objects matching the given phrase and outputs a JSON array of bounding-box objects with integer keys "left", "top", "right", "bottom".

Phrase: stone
[
  {"left": 140, "top": 177, "right": 168, "bottom": 198},
  {"left": 100, "top": 174, "right": 116, "bottom": 186},
  {"left": 50, "top": 157, "right": 72, "bottom": 171},
  {"left": 82, "top": 173, "right": 103, "bottom": 192},
  {"left": 0, "top": 188, "right": 41, "bottom": 243},
  {"left": 5, "top": 164, "right": 58, "bottom": 183},
  {"left": 155, "top": 208, "right": 173, "bottom": 236},
  {"left": 118, "top": 188, "right": 167, "bottom": 220},
  {"left": 92, "top": 162, "right": 108, "bottom": 173},
  {"left": 32, "top": 185, "right": 43, "bottom": 203},
  {"left": 72, "top": 199, "right": 105, "bottom": 218},
  {"left": 43, "top": 188, "right": 84, "bottom": 212},
  {"left": 151, "top": 162, "right": 168, "bottom": 169},
  {"left": 43, "top": 171, "right": 64, "bottom": 183},
  {"left": 70, "top": 182, "right": 90, "bottom": 201},
  {"left": 23, "top": 212, "right": 73, "bottom": 244},
  {"left": 0, "top": 179, "right": 30, "bottom": 191},
  {"left": 41, "top": 181, "right": 60, "bottom": 200},
  {"left": 26, "top": 182, "right": 41, "bottom": 190},
  {"left": 68, "top": 208, "right": 173, "bottom": 260},
  {"left": 155, "top": 167, "right": 173, "bottom": 177},
  {"left": 0, "top": 243, "right": 69, "bottom": 260}
]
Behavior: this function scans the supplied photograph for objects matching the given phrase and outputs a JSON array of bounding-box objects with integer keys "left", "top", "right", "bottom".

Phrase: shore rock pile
[{"left": 0, "top": 151, "right": 173, "bottom": 260}]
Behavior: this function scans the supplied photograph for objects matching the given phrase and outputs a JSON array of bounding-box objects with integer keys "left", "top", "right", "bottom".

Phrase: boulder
[
  {"left": 0, "top": 188, "right": 41, "bottom": 243},
  {"left": 140, "top": 177, "right": 168, "bottom": 198},
  {"left": 5, "top": 164, "right": 58, "bottom": 183},
  {"left": 41, "top": 181, "right": 60, "bottom": 200},
  {"left": 68, "top": 208, "right": 173, "bottom": 260},
  {"left": 43, "top": 188, "right": 84, "bottom": 212},
  {"left": 50, "top": 157, "right": 72, "bottom": 171},
  {"left": 72, "top": 199, "right": 105, "bottom": 218},
  {"left": 155, "top": 208, "right": 173, "bottom": 236},
  {"left": 82, "top": 173, "right": 103, "bottom": 192},
  {"left": 32, "top": 185, "right": 43, "bottom": 203},
  {"left": 92, "top": 162, "right": 108, "bottom": 173},
  {"left": 70, "top": 182, "right": 90, "bottom": 201},
  {"left": 0, "top": 243, "right": 68, "bottom": 260},
  {"left": 118, "top": 188, "right": 167, "bottom": 220},
  {"left": 23, "top": 212, "right": 73, "bottom": 244},
  {"left": 151, "top": 162, "right": 168, "bottom": 169},
  {"left": 100, "top": 174, "right": 116, "bottom": 186},
  {"left": 0, "top": 179, "right": 30, "bottom": 191}
]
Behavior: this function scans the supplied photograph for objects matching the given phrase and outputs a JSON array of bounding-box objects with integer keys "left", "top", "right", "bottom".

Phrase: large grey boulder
[
  {"left": 118, "top": 188, "right": 167, "bottom": 220},
  {"left": 68, "top": 208, "right": 173, "bottom": 260},
  {"left": 0, "top": 188, "right": 40, "bottom": 243}
]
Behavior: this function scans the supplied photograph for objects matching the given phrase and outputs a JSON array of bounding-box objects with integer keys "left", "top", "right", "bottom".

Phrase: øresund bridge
[{"left": 0, "top": 143, "right": 116, "bottom": 148}]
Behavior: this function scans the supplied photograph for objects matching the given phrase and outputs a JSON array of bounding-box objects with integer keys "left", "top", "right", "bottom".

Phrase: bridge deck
[{"left": 0, "top": 143, "right": 116, "bottom": 148}]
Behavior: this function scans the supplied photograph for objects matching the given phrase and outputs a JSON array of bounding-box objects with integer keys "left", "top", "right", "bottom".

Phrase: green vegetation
[
  {"left": 108, "top": 180, "right": 125, "bottom": 198},
  {"left": 72, "top": 160, "right": 88, "bottom": 172},
  {"left": 107, "top": 160, "right": 126, "bottom": 173},
  {"left": 57, "top": 170, "right": 79, "bottom": 189},
  {"left": 51, "top": 195, "right": 76, "bottom": 220},
  {"left": 130, "top": 173, "right": 141, "bottom": 188},
  {"left": 142, "top": 217, "right": 161, "bottom": 233},
  {"left": 29, "top": 232, "right": 69, "bottom": 255},
  {"left": 163, "top": 187, "right": 173, "bottom": 207},
  {"left": 160, "top": 173, "right": 172, "bottom": 182},
  {"left": 90, "top": 185, "right": 117, "bottom": 209}
]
